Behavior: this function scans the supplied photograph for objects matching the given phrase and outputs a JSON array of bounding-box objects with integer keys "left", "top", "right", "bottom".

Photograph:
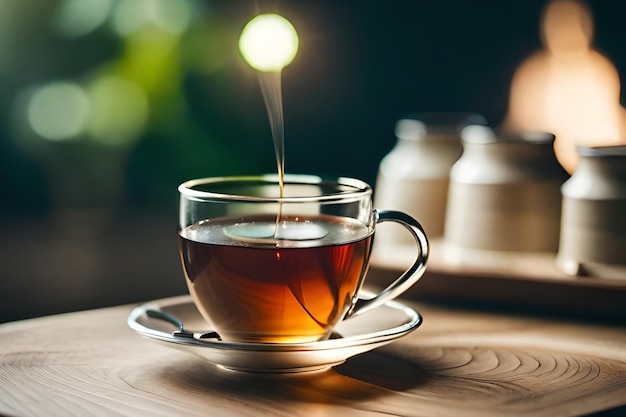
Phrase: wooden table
[{"left": 2, "top": 289, "right": 625, "bottom": 417}]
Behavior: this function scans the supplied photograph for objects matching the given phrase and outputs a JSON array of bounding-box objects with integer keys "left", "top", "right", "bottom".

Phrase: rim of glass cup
[{"left": 178, "top": 174, "right": 372, "bottom": 204}]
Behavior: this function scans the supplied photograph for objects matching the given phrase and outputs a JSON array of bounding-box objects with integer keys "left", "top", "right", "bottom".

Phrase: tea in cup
[{"left": 178, "top": 175, "right": 429, "bottom": 344}]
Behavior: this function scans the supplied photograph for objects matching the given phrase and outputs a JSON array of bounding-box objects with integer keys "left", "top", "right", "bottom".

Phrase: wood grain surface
[{"left": 1, "top": 297, "right": 625, "bottom": 417}]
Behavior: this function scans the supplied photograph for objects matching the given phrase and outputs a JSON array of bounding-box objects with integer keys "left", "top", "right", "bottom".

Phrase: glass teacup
[{"left": 178, "top": 174, "right": 429, "bottom": 344}]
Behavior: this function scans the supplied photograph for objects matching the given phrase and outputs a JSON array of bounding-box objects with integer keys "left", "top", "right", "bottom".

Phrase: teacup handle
[{"left": 347, "top": 209, "right": 429, "bottom": 318}]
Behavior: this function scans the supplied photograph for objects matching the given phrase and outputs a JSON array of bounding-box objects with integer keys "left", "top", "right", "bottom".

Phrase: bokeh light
[
  {"left": 112, "top": 0, "right": 191, "bottom": 36},
  {"left": 53, "top": 0, "right": 112, "bottom": 38},
  {"left": 27, "top": 81, "right": 91, "bottom": 141},
  {"left": 86, "top": 75, "right": 149, "bottom": 146},
  {"left": 239, "top": 14, "right": 299, "bottom": 72},
  {"left": 505, "top": 0, "right": 626, "bottom": 173},
  {"left": 149, "top": 0, "right": 191, "bottom": 34}
]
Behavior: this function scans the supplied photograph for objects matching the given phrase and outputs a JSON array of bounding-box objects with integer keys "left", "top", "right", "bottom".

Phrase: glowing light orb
[{"left": 239, "top": 14, "right": 299, "bottom": 72}]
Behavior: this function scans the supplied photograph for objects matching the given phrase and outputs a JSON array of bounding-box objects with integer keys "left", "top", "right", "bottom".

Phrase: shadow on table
[{"left": 157, "top": 350, "right": 430, "bottom": 404}]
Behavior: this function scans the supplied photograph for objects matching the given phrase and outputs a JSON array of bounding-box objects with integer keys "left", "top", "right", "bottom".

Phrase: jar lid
[
  {"left": 577, "top": 144, "right": 626, "bottom": 157},
  {"left": 461, "top": 126, "right": 554, "bottom": 145},
  {"left": 395, "top": 113, "right": 487, "bottom": 140}
]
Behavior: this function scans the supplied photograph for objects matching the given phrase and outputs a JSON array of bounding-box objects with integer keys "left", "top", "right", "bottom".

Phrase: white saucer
[{"left": 127, "top": 293, "right": 422, "bottom": 373}]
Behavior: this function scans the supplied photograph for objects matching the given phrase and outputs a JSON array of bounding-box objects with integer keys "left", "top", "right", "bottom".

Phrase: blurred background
[{"left": 1, "top": 0, "right": 625, "bottom": 322}]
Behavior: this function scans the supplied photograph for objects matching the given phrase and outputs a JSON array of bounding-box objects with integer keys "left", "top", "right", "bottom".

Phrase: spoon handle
[
  {"left": 146, "top": 309, "right": 185, "bottom": 332},
  {"left": 146, "top": 309, "right": 220, "bottom": 340}
]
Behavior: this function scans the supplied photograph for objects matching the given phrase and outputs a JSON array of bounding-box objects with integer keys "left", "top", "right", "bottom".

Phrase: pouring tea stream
[{"left": 239, "top": 14, "right": 299, "bottom": 238}]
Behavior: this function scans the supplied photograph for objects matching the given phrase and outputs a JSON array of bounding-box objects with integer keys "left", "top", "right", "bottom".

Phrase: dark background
[{"left": 1, "top": 0, "right": 625, "bottom": 322}]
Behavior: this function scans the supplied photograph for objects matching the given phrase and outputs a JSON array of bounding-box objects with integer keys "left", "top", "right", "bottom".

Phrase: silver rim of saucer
[{"left": 127, "top": 292, "right": 422, "bottom": 372}]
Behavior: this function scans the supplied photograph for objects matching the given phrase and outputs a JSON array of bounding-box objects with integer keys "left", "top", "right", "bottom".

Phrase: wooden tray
[{"left": 369, "top": 238, "right": 626, "bottom": 320}]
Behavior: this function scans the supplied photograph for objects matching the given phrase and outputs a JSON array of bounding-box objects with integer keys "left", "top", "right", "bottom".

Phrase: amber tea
[{"left": 179, "top": 214, "right": 373, "bottom": 343}]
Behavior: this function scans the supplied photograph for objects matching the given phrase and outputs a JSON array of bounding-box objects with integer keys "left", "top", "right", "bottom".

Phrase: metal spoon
[{"left": 146, "top": 309, "right": 221, "bottom": 341}]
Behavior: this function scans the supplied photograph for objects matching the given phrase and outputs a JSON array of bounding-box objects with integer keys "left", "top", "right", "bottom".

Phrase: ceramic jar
[
  {"left": 374, "top": 114, "right": 484, "bottom": 248},
  {"left": 557, "top": 145, "right": 626, "bottom": 279},
  {"left": 444, "top": 127, "right": 568, "bottom": 252}
]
